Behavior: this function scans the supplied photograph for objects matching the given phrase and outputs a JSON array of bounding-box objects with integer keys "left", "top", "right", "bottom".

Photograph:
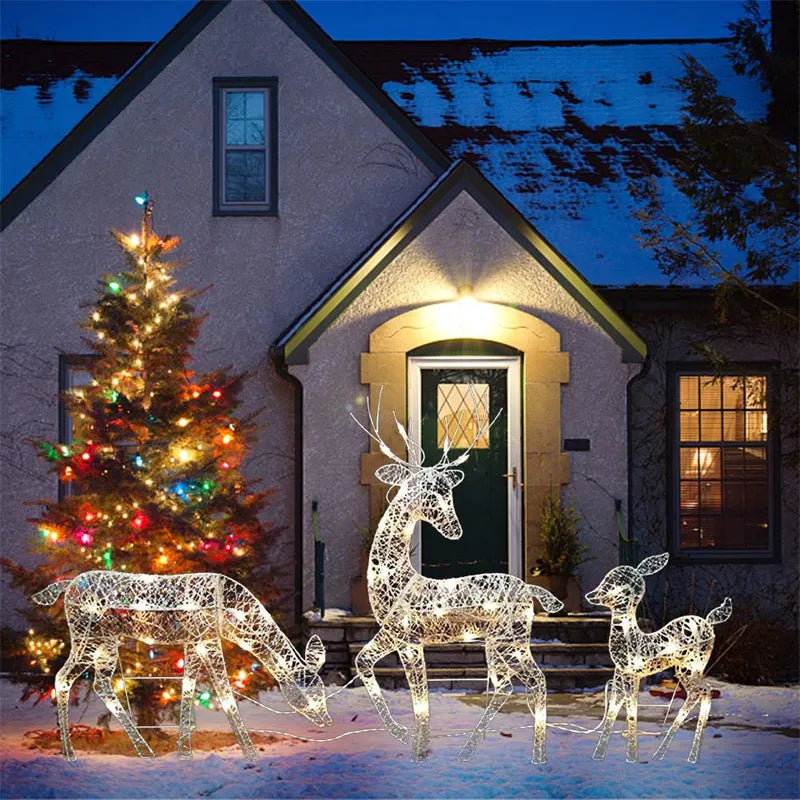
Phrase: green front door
[{"left": 420, "top": 367, "right": 509, "bottom": 578}]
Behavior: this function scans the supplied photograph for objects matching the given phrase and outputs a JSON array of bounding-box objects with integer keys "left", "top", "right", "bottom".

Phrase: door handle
[{"left": 502, "top": 466, "right": 521, "bottom": 490}]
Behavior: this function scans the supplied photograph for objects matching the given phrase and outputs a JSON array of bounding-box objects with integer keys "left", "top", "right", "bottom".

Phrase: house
[{"left": 1, "top": 0, "right": 796, "bottom": 650}]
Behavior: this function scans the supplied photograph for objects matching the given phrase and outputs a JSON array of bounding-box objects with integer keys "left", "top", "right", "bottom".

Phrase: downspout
[
  {"left": 625, "top": 353, "right": 650, "bottom": 565},
  {"left": 270, "top": 346, "right": 304, "bottom": 627}
]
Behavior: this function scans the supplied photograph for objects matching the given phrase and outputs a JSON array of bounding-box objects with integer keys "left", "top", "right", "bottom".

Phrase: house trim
[
  {"left": 0, "top": 0, "right": 448, "bottom": 231},
  {"left": 274, "top": 160, "right": 647, "bottom": 365}
]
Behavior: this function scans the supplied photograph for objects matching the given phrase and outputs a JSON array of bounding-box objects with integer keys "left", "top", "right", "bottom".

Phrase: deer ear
[
  {"left": 636, "top": 552, "right": 669, "bottom": 576},
  {"left": 304, "top": 635, "right": 326, "bottom": 674},
  {"left": 375, "top": 463, "right": 410, "bottom": 486},
  {"left": 443, "top": 469, "right": 464, "bottom": 489}
]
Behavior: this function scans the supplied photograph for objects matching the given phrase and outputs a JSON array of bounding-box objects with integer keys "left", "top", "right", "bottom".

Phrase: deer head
[
  {"left": 585, "top": 552, "right": 669, "bottom": 611},
  {"left": 352, "top": 387, "right": 495, "bottom": 540},
  {"left": 279, "top": 635, "right": 332, "bottom": 727}
]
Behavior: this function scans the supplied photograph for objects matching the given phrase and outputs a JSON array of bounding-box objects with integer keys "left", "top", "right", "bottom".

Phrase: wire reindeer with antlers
[
  {"left": 33, "top": 572, "right": 332, "bottom": 761},
  {"left": 350, "top": 389, "right": 563, "bottom": 764},
  {"left": 585, "top": 553, "right": 732, "bottom": 763}
]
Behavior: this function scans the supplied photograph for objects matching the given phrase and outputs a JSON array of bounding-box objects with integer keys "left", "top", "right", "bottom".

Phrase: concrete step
[{"left": 346, "top": 641, "right": 614, "bottom": 668}]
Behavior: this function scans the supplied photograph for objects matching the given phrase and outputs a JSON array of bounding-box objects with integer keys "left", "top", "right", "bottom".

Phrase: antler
[{"left": 349, "top": 387, "right": 423, "bottom": 469}]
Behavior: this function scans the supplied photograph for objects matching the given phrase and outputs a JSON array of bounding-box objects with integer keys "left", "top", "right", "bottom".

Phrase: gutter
[
  {"left": 269, "top": 345, "right": 304, "bottom": 627},
  {"left": 625, "top": 353, "right": 650, "bottom": 564}
]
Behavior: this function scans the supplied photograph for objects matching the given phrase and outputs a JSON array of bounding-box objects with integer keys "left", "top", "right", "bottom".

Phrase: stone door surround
[{"left": 358, "top": 301, "right": 570, "bottom": 578}]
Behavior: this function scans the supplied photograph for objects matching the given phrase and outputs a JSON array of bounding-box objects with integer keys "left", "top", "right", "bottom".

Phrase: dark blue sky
[{"left": 0, "top": 0, "right": 756, "bottom": 42}]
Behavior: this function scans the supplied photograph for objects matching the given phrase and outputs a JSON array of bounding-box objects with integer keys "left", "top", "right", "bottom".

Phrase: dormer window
[{"left": 213, "top": 78, "right": 277, "bottom": 215}]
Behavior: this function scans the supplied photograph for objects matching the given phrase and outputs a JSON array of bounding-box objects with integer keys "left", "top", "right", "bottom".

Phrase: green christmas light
[
  {"left": 108, "top": 281, "right": 122, "bottom": 294},
  {"left": 102, "top": 550, "right": 113, "bottom": 569}
]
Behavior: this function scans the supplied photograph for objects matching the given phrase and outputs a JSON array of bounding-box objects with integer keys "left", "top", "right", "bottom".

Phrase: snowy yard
[{"left": 1, "top": 678, "right": 797, "bottom": 799}]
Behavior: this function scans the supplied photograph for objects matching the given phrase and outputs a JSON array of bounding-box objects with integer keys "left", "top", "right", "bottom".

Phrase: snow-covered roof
[{"left": 0, "top": 37, "right": 771, "bottom": 284}]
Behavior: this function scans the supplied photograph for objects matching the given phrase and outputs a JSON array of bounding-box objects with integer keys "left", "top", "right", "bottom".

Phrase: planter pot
[{"left": 530, "top": 574, "right": 582, "bottom": 614}]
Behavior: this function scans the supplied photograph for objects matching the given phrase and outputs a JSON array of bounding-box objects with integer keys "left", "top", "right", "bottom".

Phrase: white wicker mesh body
[
  {"left": 32, "top": 572, "right": 331, "bottom": 761},
  {"left": 351, "top": 395, "right": 563, "bottom": 764},
  {"left": 585, "top": 553, "right": 732, "bottom": 763}
]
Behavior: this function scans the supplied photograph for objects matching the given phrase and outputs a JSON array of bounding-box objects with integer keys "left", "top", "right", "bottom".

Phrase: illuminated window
[
  {"left": 437, "top": 383, "right": 490, "bottom": 449},
  {"left": 670, "top": 366, "right": 778, "bottom": 560},
  {"left": 213, "top": 78, "right": 277, "bottom": 215}
]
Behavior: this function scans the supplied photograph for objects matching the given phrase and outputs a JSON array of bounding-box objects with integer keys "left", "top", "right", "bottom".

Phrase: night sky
[{"left": 0, "top": 0, "right": 756, "bottom": 42}]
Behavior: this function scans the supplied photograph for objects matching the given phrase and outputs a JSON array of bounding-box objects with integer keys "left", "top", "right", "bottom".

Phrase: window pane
[
  {"left": 680, "top": 481, "right": 699, "bottom": 513},
  {"left": 680, "top": 411, "right": 699, "bottom": 441},
  {"left": 680, "top": 375, "right": 699, "bottom": 409},
  {"left": 226, "top": 119, "right": 245, "bottom": 145},
  {"left": 699, "top": 377, "right": 720, "bottom": 409},
  {"left": 680, "top": 517, "right": 700, "bottom": 549},
  {"left": 245, "top": 120, "right": 265, "bottom": 145},
  {"left": 746, "top": 411, "right": 768, "bottom": 441},
  {"left": 225, "top": 151, "right": 266, "bottom": 202},
  {"left": 700, "top": 411, "right": 721, "bottom": 441},
  {"left": 680, "top": 447, "right": 699, "bottom": 479},
  {"left": 698, "top": 447, "right": 720, "bottom": 478},
  {"left": 226, "top": 91, "right": 245, "bottom": 119},
  {"left": 700, "top": 481, "right": 721, "bottom": 513},
  {"left": 721, "top": 377, "right": 743, "bottom": 410},
  {"left": 699, "top": 516, "right": 720, "bottom": 548},
  {"left": 744, "top": 447, "right": 767, "bottom": 479},
  {"left": 745, "top": 376, "right": 767, "bottom": 409},
  {"left": 437, "top": 383, "right": 490, "bottom": 448},
  {"left": 245, "top": 91, "right": 264, "bottom": 120},
  {"left": 722, "top": 410, "right": 744, "bottom": 441},
  {"left": 744, "top": 520, "right": 769, "bottom": 549}
]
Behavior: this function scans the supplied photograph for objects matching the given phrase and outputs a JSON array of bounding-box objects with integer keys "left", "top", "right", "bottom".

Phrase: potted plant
[{"left": 530, "top": 491, "right": 590, "bottom": 612}]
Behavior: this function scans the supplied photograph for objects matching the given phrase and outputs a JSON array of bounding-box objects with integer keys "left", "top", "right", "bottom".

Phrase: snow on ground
[{"left": 1, "top": 678, "right": 798, "bottom": 798}]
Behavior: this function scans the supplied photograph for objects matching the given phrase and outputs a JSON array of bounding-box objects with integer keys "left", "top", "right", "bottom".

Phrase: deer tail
[
  {"left": 530, "top": 585, "right": 564, "bottom": 615},
  {"left": 706, "top": 597, "right": 732, "bottom": 625},
  {"left": 31, "top": 580, "right": 71, "bottom": 606}
]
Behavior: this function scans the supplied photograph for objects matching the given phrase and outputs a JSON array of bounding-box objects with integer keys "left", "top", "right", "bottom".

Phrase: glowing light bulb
[
  {"left": 178, "top": 449, "right": 191, "bottom": 463},
  {"left": 222, "top": 434, "right": 232, "bottom": 444},
  {"left": 108, "top": 281, "right": 122, "bottom": 293},
  {"left": 129, "top": 234, "right": 140, "bottom": 247},
  {"left": 177, "top": 418, "right": 190, "bottom": 428}
]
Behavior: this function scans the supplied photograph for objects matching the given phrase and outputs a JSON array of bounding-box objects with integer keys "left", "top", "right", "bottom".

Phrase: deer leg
[
  {"left": 515, "top": 647, "right": 549, "bottom": 764},
  {"left": 652, "top": 681, "right": 702, "bottom": 761},
  {"left": 687, "top": 684, "right": 712, "bottom": 764},
  {"left": 623, "top": 675, "right": 640, "bottom": 763},
  {"left": 593, "top": 676, "right": 624, "bottom": 760},
  {"left": 197, "top": 639, "right": 257, "bottom": 762},
  {"left": 396, "top": 645, "right": 430, "bottom": 762},
  {"left": 354, "top": 628, "right": 408, "bottom": 744},
  {"left": 176, "top": 644, "right": 202, "bottom": 760},
  {"left": 457, "top": 645, "right": 512, "bottom": 762},
  {"left": 93, "top": 642, "right": 155, "bottom": 758},
  {"left": 54, "top": 645, "right": 92, "bottom": 761}
]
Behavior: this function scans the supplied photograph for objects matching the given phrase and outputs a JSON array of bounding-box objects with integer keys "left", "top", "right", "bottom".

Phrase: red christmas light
[
  {"left": 212, "top": 389, "right": 222, "bottom": 399},
  {"left": 131, "top": 511, "right": 149, "bottom": 530}
]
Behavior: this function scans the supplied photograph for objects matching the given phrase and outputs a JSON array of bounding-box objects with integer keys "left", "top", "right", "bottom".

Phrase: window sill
[{"left": 670, "top": 549, "right": 780, "bottom": 565}]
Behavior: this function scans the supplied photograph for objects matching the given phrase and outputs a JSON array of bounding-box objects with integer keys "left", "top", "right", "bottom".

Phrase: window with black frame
[
  {"left": 671, "top": 366, "right": 778, "bottom": 560},
  {"left": 213, "top": 78, "right": 277, "bottom": 215}
]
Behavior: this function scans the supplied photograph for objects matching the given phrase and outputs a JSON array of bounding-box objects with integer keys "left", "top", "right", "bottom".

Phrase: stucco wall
[
  {"left": 0, "top": 0, "right": 433, "bottom": 626},
  {"left": 293, "top": 190, "right": 638, "bottom": 610},
  {"left": 628, "top": 309, "right": 799, "bottom": 629}
]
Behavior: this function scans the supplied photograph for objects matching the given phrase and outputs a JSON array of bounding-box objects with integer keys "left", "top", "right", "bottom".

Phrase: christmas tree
[{"left": 3, "top": 197, "right": 277, "bottom": 726}]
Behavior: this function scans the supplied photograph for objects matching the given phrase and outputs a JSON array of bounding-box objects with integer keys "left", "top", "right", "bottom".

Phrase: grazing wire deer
[
  {"left": 33, "top": 572, "right": 331, "bottom": 761},
  {"left": 351, "top": 395, "right": 563, "bottom": 764},
  {"left": 585, "top": 553, "right": 732, "bottom": 763}
]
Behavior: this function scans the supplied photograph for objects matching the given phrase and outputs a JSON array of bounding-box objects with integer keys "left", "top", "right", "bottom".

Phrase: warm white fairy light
[
  {"left": 350, "top": 391, "right": 563, "bottom": 764},
  {"left": 32, "top": 572, "right": 331, "bottom": 762},
  {"left": 585, "top": 553, "right": 732, "bottom": 763}
]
